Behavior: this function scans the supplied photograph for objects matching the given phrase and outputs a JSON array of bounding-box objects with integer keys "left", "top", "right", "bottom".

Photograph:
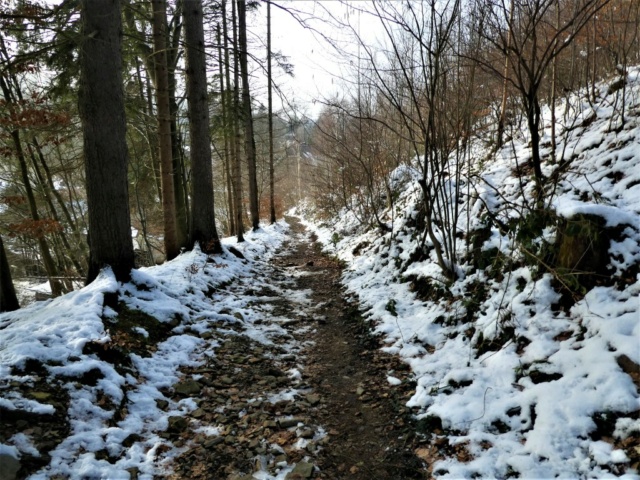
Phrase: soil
[{"left": 169, "top": 217, "right": 426, "bottom": 479}]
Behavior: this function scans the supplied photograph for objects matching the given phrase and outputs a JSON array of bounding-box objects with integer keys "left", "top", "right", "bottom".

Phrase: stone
[
  {"left": 278, "top": 417, "right": 304, "bottom": 429},
  {"left": 233, "top": 312, "right": 244, "bottom": 321},
  {"left": 156, "top": 399, "right": 169, "bottom": 410},
  {"left": 285, "top": 461, "right": 314, "bottom": 479},
  {"left": 30, "top": 391, "right": 52, "bottom": 401},
  {"left": 0, "top": 454, "right": 20, "bottom": 480},
  {"left": 167, "top": 416, "right": 188, "bottom": 433},
  {"left": 191, "top": 408, "right": 206, "bottom": 419},
  {"left": 204, "top": 437, "right": 224, "bottom": 448},
  {"left": 174, "top": 379, "right": 202, "bottom": 396},
  {"left": 299, "top": 428, "right": 314, "bottom": 439},
  {"left": 126, "top": 467, "right": 139, "bottom": 480},
  {"left": 305, "top": 394, "right": 320, "bottom": 406}
]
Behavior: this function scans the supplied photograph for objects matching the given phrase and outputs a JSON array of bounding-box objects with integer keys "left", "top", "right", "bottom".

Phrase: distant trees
[
  {"left": 478, "top": 0, "right": 613, "bottom": 192},
  {"left": 0, "top": 0, "right": 300, "bottom": 303},
  {"left": 303, "top": 0, "right": 634, "bottom": 283}
]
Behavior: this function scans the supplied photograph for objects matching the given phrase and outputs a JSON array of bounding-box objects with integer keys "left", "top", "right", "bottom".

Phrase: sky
[{"left": 253, "top": 0, "right": 382, "bottom": 119}]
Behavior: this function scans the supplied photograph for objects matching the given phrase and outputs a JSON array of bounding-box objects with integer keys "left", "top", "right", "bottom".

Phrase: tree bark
[
  {"left": 237, "top": 0, "right": 260, "bottom": 230},
  {"left": 267, "top": 0, "right": 276, "bottom": 224},
  {"left": 0, "top": 235, "right": 19, "bottom": 312},
  {"left": 151, "top": 0, "right": 179, "bottom": 260},
  {"left": 183, "top": 0, "right": 222, "bottom": 254},
  {"left": 166, "top": 8, "right": 190, "bottom": 249},
  {"left": 79, "top": 0, "right": 135, "bottom": 283},
  {"left": 217, "top": 23, "right": 235, "bottom": 235},
  {"left": 229, "top": 0, "right": 245, "bottom": 241}
]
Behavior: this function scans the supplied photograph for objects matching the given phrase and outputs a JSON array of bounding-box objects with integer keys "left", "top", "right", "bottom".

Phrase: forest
[{"left": 0, "top": 0, "right": 639, "bottom": 479}]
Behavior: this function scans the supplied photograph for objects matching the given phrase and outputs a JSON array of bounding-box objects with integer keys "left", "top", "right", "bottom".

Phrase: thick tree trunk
[
  {"left": 151, "top": 0, "right": 179, "bottom": 260},
  {"left": 79, "top": 0, "right": 135, "bottom": 283},
  {"left": 183, "top": 0, "right": 222, "bottom": 254},
  {"left": 0, "top": 235, "right": 19, "bottom": 312},
  {"left": 237, "top": 0, "right": 260, "bottom": 230}
]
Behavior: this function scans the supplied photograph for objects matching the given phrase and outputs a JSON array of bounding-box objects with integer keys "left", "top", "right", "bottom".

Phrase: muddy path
[{"left": 169, "top": 217, "right": 425, "bottom": 479}]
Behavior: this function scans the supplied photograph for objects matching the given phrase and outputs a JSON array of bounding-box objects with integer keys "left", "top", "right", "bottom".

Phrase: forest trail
[{"left": 170, "top": 217, "right": 425, "bottom": 479}]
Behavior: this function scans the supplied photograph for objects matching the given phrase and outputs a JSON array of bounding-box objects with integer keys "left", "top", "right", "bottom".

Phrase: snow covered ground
[
  {"left": 0, "top": 223, "right": 313, "bottom": 479},
  {"left": 299, "top": 68, "right": 640, "bottom": 478}
]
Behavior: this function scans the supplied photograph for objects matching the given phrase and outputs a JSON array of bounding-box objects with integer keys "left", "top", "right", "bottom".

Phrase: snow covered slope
[{"left": 301, "top": 68, "right": 640, "bottom": 478}]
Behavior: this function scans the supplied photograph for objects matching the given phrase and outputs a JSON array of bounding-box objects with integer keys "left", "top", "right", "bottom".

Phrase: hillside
[
  {"left": 0, "top": 69, "right": 638, "bottom": 480},
  {"left": 298, "top": 68, "right": 640, "bottom": 478}
]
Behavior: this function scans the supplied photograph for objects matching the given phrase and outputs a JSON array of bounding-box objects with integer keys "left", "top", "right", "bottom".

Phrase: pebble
[
  {"left": 278, "top": 417, "right": 304, "bottom": 429},
  {"left": 0, "top": 454, "right": 21, "bottom": 480},
  {"left": 285, "top": 461, "right": 314, "bottom": 479}
]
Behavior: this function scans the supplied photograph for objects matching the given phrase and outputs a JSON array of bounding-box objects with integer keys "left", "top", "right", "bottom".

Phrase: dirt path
[{"left": 170, "top": 217, "right": 425, "bottom": 479}]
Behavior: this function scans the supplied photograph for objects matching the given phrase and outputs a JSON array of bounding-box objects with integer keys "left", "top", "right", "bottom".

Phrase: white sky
[{"left": 251, "top": 1, "right": 383, "bottom": 119}]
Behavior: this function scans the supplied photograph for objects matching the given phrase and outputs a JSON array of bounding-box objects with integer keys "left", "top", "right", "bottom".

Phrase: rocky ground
[
  {"left": 167, "top": 217, "right": 427, "bottom": 479},
  {"left": 1, "top": 217, "right": 431, "bottom": 479}
]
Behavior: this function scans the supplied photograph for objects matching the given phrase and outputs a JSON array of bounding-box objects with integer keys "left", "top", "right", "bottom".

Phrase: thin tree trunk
[
  {"left": 496, "top": 0, "right": 515, "bottom": 150},
  {"left": 183, "top": 0, "right": 222, "bottom": 254},
  {"left": 267, "top": 0, "right": 276, "bottom": 224},
  {"left": 26, "top": 141, "right": 85, "bottom": 276},
  {"left": 229, "top": 0, "right": 245, "bottom": 241},
  {"left": 167, "top": 11, "right": 189, "bottom": 249},
  {"left": 237, "top": 0, "right": 260, "bottom": 230},
  {"left": 152, "top": 0, "right": 179, "bottom": 260},
  {"left": 218, "top": 24, "right": 235, "bottom": 235}
]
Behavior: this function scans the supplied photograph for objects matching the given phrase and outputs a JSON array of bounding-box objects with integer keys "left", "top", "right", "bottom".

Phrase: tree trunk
[
  {"left": 496, "top": 0, "right": 514, "bottom": 150},
  {"left": 229, "top": 0, "right": 245, "bottom": 241},
  {"left": 0, "top": 235, "right": 19, "bottom": 312},
  {"left": 167, "top": 9, "right": 190, "bottom": 250},
  {"left": 79, "top": 0, "right": 135, "bottom": 283},
  {"left": 237, "top": 0, "right": 260, "bottom": 230},
  {"left": 218, "top": 23, "right": 235, "bottom": 235},
  {"left": 151, "top": 0, "right": 179, "bottom": 260},
  {"left": 183, "top": 0, "right": 222, "bottom": 254},
  {"left": 267, "top": 0, "right": 276, "bottom": 224}
]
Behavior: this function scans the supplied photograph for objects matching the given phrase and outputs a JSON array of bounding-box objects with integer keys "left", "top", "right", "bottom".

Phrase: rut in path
[{"left": 170, "top": 217, "right": 426, "bottom": 479}]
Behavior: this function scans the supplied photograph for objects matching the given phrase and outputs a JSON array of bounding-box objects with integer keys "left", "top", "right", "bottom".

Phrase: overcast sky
[{"left": 253, "top": 1, "right": 382, "bottom": 119}]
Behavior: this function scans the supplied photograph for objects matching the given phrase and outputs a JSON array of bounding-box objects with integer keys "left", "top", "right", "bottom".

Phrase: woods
[
  {"left": 0, "top": 0, "right": 636, "bottom": 303},
  {"left": 0, "top": 1, "right": 639, "bottom": 478},
  {"left": 0, "top": 0, "right": 299, "bottom": 303}
]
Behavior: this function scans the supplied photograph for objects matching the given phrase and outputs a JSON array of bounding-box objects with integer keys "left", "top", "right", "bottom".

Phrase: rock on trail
[{"left": 169, "top": 217, "right": 426, "bottom": 479}]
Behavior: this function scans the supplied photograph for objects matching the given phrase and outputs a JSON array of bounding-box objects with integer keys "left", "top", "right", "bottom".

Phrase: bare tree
[{"left": 478, "top": 0, "right": 612, "bottom": 194}]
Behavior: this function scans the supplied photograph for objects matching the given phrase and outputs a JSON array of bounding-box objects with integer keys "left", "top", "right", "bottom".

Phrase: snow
[
  {"left": 299, "top": 68, "right": 640, "bottom": 478},
  {"left": 0, "top": 222, "right": 294, "bottom": 479},
  {"left": 2, "top": 68, "right": 639, "bottom": 479}
]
